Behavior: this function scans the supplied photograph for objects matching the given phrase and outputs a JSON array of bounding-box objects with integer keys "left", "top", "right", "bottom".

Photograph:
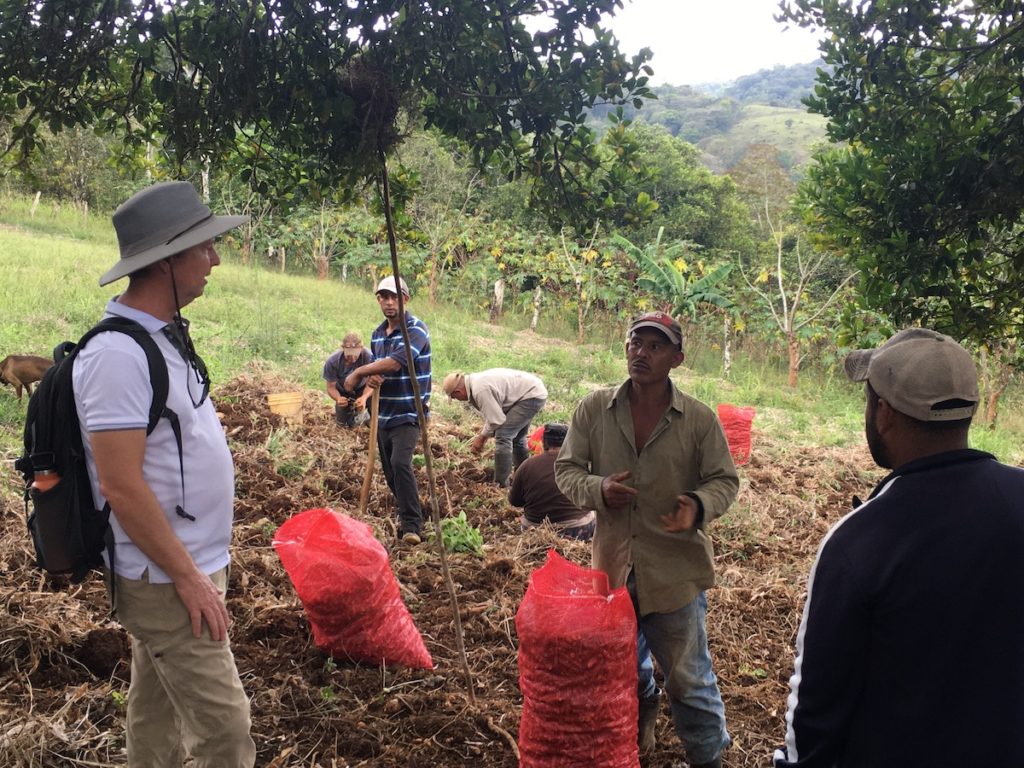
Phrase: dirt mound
[{"left": 0, "top": 370, "right": 880, "bottom": 767}]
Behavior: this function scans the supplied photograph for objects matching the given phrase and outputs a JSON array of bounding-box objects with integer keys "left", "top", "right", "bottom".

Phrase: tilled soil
[{"left": 0, "top": 370, "right": 881, "bottom": 767}]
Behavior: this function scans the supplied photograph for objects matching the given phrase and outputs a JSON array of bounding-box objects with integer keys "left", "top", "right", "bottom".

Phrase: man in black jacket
[{"left": 774, "top": 328, "right": 1024, "bottom": 767}]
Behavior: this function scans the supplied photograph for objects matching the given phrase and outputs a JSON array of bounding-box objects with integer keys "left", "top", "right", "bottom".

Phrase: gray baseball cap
[{"left": 844, "top": 328, "right": 979, "bottom": 421}]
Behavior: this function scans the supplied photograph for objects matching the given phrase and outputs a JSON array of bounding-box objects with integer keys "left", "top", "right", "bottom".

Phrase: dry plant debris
[{"left": 0, "top": 369, "right": 881, "bottom": 767}]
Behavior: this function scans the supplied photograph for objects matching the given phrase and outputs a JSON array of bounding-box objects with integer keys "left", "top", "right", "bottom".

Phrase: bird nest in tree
[{"left": 335, "top": 56, "right": 404, "bottom": 162}]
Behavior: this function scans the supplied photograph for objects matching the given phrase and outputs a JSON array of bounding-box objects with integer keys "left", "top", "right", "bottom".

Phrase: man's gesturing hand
[
  {"left": 601, "top": 471, "right": 638, "bottom": 509},
  {"left": 661, "top": 494, "right": 699, "bottom": 532}
]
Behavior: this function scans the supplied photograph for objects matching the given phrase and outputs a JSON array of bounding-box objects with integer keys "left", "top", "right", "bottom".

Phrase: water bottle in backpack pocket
[{"left": 26, "top": 468, "right": 111, "bottom": 578}]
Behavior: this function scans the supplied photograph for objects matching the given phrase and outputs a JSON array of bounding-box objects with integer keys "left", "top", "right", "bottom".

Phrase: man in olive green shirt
[{"left": 555, "top": 311, "right": 737, "bottom": 768}]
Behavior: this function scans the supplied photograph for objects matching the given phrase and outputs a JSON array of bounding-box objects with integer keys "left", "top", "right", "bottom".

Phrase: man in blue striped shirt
[{"left": 344, "top": 276, "right": 431, "bottom": 544}]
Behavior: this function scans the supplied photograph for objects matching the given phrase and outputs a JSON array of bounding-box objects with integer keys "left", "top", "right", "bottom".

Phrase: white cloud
[{"left": 602, "top": 0, "right": 824, "bottom": 85}]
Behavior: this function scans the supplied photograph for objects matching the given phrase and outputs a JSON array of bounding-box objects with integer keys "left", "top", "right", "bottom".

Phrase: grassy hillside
[
  {"left": 1, "top": 191, "right": 1021, "bottom": 467},
  {"left": 700, "top": 104, "right": 827, "bottom": 172},
  {"left": 591, "top": 63, "right": 829, "bottom": 175}
]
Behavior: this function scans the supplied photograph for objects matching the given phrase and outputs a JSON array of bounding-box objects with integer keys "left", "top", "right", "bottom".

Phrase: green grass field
[
  {"left": 701, "top": 104, "right": 827, "bottom": 170},
  {"left": 2, "top": 190, "right": 1022, "bottom": 467}
]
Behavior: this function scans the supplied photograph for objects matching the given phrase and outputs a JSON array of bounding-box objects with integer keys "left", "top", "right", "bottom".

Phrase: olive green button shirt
[{"left": 555, "top": 379, "right": 738, "bottom": 616}]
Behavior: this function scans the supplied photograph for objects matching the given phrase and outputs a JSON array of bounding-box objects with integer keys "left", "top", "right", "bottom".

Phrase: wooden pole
[{"left": 358, "top": 389, "right": 380, "bottom": 516}]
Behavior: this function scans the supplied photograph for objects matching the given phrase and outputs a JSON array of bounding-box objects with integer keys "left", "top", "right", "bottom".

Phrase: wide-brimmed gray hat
[{"left": 101, "top": 181, "right": 248, "bottom": 286}]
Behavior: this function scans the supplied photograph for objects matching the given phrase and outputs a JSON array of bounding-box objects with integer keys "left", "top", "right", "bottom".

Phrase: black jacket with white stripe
[{"left": 774, "top": 449, "right": 1024, "bottom": 767}]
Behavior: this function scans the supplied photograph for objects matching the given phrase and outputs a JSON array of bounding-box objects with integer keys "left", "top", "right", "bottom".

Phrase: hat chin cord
[
  {"left": 166, "top": 259, "right": 209, "bottom": 408},
  {"left": 167, "top": 258, "right": 185, "bottom": 333}
]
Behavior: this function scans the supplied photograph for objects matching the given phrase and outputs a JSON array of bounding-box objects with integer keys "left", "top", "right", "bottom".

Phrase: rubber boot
[
  {"left": 638, "top": 688, "right": 661, "bottom": 755},
  {"left": 691, "top": 756, "right": 722, "bottom": 768}
]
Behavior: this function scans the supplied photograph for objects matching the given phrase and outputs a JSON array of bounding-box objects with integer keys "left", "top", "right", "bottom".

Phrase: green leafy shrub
[{"left": 431, "top": 511, "right": 484, "bottom": 556}]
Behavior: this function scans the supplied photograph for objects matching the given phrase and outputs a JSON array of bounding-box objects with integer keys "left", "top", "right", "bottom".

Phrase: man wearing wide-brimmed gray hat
[
  {"left": 774, "top": 328, "right": 1024, "bottom": 767},
  {"left": 74, "top": 181, "right": 255, "bottom": 766}
]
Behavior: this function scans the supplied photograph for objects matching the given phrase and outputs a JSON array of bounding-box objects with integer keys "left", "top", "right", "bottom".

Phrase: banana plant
[{"left": 614, "top": 228, "right": 734, "bottom": 320}]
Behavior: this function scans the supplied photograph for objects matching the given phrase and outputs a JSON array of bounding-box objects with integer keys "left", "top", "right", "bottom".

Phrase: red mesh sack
[
  {"left": 717, "top": 403, "right": 756, "bottom": 466},
  {"left": 515, "top": 550, "right": 638, "bottom": 768},
  {"left": 527, "top": 424, "right": 545, "bottom": 455},
  {"left": 273, "top": 507, "right": 432, "bottom": 669}
]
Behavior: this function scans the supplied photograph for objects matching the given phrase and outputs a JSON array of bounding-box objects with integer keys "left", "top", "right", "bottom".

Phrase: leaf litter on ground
[{"left": 0, "top": 366, "right": 883, "bottom": 767}]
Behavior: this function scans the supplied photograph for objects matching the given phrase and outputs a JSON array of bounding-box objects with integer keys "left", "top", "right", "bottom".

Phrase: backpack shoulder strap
[
  {"left": 81, "top": 317, "right": 193, "bottom": 522},
  {"left": 80, "top": 317, "right": 169, "bottom": 436}
]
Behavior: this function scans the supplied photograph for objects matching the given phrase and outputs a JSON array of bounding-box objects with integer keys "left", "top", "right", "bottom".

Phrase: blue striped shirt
[{"left": 371, "top": 313, "right": 431, "bottom": 429}]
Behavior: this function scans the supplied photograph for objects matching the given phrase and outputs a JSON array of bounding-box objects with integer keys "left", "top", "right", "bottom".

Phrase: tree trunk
[
  {"left": 428, "top": 250, "right": 440, "bottom": 304},
  {"left": 786, "top": 332, "right": 800, "bottom": 387},
  {"left": 985, "top": 360, "right": 1014, "bottom": 429},
  {"left": 241, "top": 225, "right": 251, "bottom": 265},
  {"left": 979, "top": 343, "right": 1016, "bottom": 429},
  {"left": 723, "top": 313, "right": 732, "bottom": 379},
  {"left": 316, "top": 205, "right": 330, "bottom": 280},
  {"left": 986, "top": 388, "right": 1005, "bottom": 428},
  {"left": 30, "top": 191, "right": 41, "bottom": 218},
  {"left": 576, "top": 279, "right": 585, "bottom": 345},
  {"left": 530, "top": 285, "right": 542, "bottom": 331},
  {"left": 489, "top": 278, "right": 505, "bottom": 323},
  {"left": 201, "top": 162, "right": 210, "bottom": 201}
]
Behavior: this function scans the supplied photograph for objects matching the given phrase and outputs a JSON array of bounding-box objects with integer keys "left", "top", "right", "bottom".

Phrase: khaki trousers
[{"left": 113, "top": 567, "right": 256, "bottom": 768}]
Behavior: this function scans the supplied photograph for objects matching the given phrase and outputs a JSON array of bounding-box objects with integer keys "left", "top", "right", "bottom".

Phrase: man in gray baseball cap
[
  {"left": 774, "top": 327, "right": 1024, "bottom": 767},
  {"left": 76, "top": 181, "right": 255, "bottom": 766}
]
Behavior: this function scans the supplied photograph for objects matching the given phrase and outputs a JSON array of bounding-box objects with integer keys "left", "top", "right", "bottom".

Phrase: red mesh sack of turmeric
[
  {"left": 273, "top": 507, "right": 432, "bottom": 669},
  {"left": 717, "top": 403, "right": 756, "bottom": 466},
  {"left": 527, "top": 424, "right": 546, "bottom": 455},
  {"left": 515, "top": 549, "right": 639, "bottom": 768}
]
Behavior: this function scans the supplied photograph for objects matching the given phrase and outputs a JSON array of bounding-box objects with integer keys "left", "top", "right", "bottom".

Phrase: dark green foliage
[
  {"left": 0, "top": 0, "right": 653, "bottom": 212},
  {"left": 783, "top": 0, "right": 1024, "bottom": 342}
]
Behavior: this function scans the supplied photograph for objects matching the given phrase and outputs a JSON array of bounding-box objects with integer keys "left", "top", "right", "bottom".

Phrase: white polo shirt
[{"left": 73, "top": 300, "right": 234, "bottom": 582}]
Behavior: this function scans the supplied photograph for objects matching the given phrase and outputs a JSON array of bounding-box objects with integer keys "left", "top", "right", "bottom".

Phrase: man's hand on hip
[{"left": 174, "top": 570, "right": 231, "bottom": 642}]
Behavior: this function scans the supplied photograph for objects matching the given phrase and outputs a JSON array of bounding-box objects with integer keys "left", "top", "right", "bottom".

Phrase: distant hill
[
  {"left": 720, "top": 60, "right": 826, "bottom": 109},
  {"left": 590, "top": 60, "right": 829, "bottom": 173}
]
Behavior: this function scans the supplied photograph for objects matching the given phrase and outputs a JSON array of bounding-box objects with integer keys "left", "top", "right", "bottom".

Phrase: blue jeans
[
  {"left": 629, "top": 571, "right": 729, "bottom": 764},
  {"left": 493, "top": 396, "right": 546, "bottom": 486}
]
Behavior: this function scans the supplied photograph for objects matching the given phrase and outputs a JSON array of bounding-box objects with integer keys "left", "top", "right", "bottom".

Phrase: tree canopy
[
  {"left": 782, "top": 0, "right": 1024, "bottom": 340},
  {"left": 0, "top": 0, "right": 652, "bottom": 210}
]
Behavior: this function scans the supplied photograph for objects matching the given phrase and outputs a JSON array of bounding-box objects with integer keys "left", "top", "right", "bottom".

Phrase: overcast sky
[{"left": 601, "top": 0, "right": 825, "bottom": 86}]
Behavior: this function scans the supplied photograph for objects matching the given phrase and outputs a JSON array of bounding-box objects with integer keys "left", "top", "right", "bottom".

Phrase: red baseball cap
[{"left": 629, "top": 311, "right": 682, "bottom": 347}]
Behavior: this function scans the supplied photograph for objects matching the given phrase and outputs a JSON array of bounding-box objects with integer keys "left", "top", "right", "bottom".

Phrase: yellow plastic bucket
[{"left": 267, "top": 392, "right": 303, "bottom": 425}]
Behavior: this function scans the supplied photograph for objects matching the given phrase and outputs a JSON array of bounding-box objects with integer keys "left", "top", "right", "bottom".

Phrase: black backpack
[{"left": 15, "top": 317, "right": 181, "bottom": 583}]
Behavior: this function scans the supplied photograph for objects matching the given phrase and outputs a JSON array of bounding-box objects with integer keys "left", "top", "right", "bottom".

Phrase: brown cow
[{"left": 0, "top": 355, "right": 53, "bottom": 401}]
